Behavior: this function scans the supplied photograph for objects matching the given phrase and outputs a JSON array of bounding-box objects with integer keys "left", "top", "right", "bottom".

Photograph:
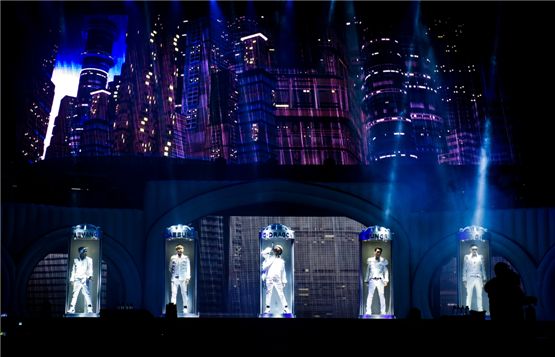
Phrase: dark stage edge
[{"left": 2, "top": 315, "right": 555, "bottom": 353}]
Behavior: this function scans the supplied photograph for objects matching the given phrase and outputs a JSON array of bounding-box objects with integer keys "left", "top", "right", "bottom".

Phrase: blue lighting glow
[
  {"left": 42, "top": 15, "right": 127, "bottom": 159},
  {"left": 472, "top": 120, "right": 491, "bottom": 226}
]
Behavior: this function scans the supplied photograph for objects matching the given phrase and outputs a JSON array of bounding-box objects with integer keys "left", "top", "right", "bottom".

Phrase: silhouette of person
[
  {"left": 68, "top": 246, "right": 93, "bottom": 313},
  {"left": 484, "top": 262, "right": 526, "bottom": 320},
  {"left": 407, "top": 307, "right": 422, "bottom": 320},
  {"left": 462, "top": 245, "right": 487, "bottom": 311},
  {"left": 169, "top": 244, "right": 191, "bottom": 313},
  {"left": 261, "top": 245, "right": 289, "bottom": 314},
  {"left": 364, "top": 247, "right": 389, "bottom": 315}
]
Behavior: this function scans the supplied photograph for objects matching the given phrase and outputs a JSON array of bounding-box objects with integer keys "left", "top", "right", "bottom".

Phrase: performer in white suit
[
  {"left": 262, "top": 245, "right": 289, "bottom": 314},
  {"left": 463, "top": 245, "right": 487, "bottom": 311},
  {"left": 365, "top": 247, "right": 389, "bottom": 315},
  {"left": 68, "top": 246, "right": 93, "bottom": 313},
  {"left": 169, "top": 244, "right": 191, "bottom": 313}
]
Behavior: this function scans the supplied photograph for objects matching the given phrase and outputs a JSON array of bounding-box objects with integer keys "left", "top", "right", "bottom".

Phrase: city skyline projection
[{"left": 4, "top": 1, "right": 551, "bottom": 167}]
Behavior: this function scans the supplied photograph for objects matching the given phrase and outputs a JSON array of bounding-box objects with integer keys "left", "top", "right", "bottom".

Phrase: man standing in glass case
[
  {"left": 169, "top": 244, "right": 191, "bottom": 313},
  {"left": 68, "top": 246, "right": 93, "bottom": 313},
  {"left": 364, "top": 247, "right": 389, "bottom": 315},
  {"left": 262, "top": 245, "right": 289, "bottom": 314},
  {"left": 463, "top": 245, "right": 487, "bottom": 311}
]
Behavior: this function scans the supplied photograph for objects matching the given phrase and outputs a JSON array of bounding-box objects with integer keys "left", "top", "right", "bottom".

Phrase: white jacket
[
  {"left": 70, "top": 257, "right": 93, "bottom": 282},
  {"left": 365, "top": 256, "right": 389, "bottom": 283},
  {"left": 463, "top": 254, "right": 486, "bottom": 281},
  {"left": 263, "top": 256, "right": 287, "bottom": 284},
  {"left": 169, "top": 254, "right": 191, "bottom": 280}
]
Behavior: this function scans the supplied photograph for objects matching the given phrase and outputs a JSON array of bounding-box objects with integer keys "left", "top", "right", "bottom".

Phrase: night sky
[{"left": 2, "top": 1, "right": 554, "bottom": 172}]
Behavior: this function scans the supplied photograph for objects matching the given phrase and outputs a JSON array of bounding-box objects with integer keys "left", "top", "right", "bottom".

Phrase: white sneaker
[
  {"left": 283, "top": 307, "right": 290, "bottom": 314},
  {"left": 183, "top": 307, "right": 188, "bottom": 314},
  {"left": 264, "top": 306, "right": 271, "bottom": 314},
  {"left": 68, "top": 307, "right": 75, "bottom": 314}
]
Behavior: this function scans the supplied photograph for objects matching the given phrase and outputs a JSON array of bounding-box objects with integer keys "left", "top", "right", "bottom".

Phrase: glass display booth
[
  {"left": 259, "top": 224, "right": 295, "bottom": 318},
  {"left": 65, "top": 224, "right": 102, "bottom": 317},
  {"left": 458, "top": 225, "right": 490, "bottom": 314},
  {"left": 164, "top": 224, "right": 198, "bottom": 317},
  {"left": 359, "top": 225, "right": 394, "bottom": 319}
]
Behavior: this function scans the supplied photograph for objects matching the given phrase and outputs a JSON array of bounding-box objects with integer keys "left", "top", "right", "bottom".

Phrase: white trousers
[
  {"left": 70, "top": 278, "right": 92, "bottom": 312},
  {"left": 366, "top": 279, "right": 386, "bottom": 315},
  {"left": 466, "top": 276, "right": 484, "bottom": 311},
  {"left": 171, "top": 278, "right": 188, "bottom": 310},
  {"left": 265, "top": 278, "right": 288, "bottom": 309}
]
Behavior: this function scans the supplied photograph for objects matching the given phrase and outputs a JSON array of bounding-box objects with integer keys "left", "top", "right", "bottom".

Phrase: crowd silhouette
[{"left": 484, "top": 262, "right": 536, "bottom": 321}]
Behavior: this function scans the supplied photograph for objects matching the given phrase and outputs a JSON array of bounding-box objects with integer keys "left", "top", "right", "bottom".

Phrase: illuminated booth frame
[
  {"left": 259, "top": 224, "right": 295, "bottom": 318},
  {"left": 164, "top": 224, "right": 198, "bottom": 317},
  {"left": 458, "top": 225, "right": 490, "bottom": 314},
  {"left": 65, "top": 224, "right": 102, "bottom": 317},
  {"left": 359, "top": 226, "right": 394, "bottom": 319}
]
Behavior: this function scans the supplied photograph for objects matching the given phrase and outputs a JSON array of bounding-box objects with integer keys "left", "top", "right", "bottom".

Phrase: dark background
[{"left": 2, "top": 1, "right": 554, "bottom": 179}]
